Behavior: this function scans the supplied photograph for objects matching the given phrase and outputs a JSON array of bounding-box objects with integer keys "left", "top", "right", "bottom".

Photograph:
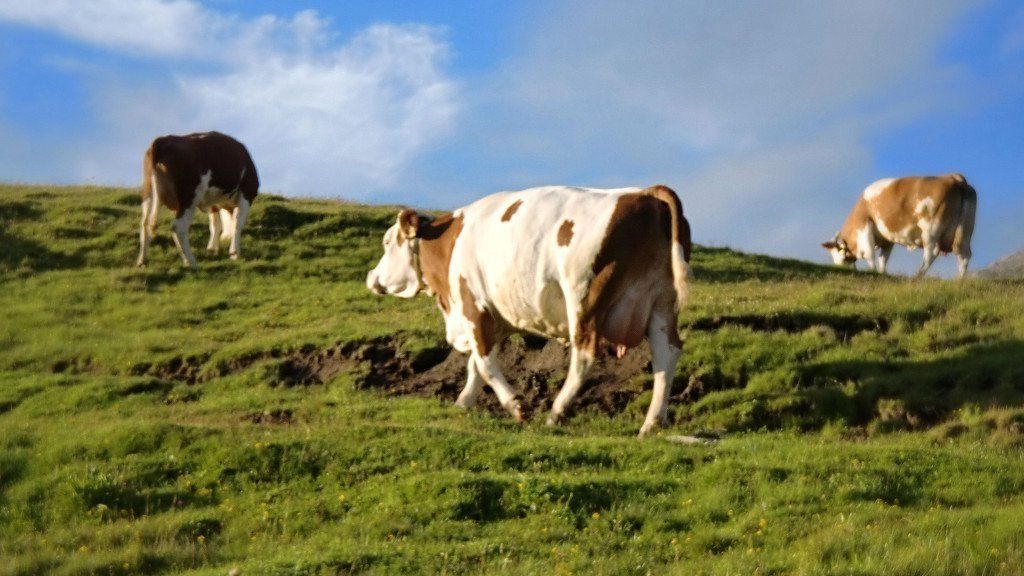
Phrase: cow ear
[
  {"left": 822, "top": 241, "right": 837, "bottom": 249},
  {"left": 397, "top": 209, "right": 420, "bottom": 239}
]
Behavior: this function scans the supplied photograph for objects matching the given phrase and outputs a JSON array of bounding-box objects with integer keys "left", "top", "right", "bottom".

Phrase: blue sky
[{"left": 1, "top": 1, "right": 1021, "bottom": 274}]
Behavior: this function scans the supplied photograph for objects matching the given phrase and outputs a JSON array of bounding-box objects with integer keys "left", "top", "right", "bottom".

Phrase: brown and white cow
[
  {"left": 137, "top": 131, "right": 259, "bottom": 268},
  {"left": 366, "top": 185, "right": 692, "bottom": 436},
  {"left": 822, "top": 174, "right": 977, "bottom": 278}
]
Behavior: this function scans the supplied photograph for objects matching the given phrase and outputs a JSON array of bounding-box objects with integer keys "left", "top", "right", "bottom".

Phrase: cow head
[
  {"left": 821, "top": 233, "right": 856, "bottom": 266},
  {"left": 366, "top": 209, "right": 425, "bottom": 298}
]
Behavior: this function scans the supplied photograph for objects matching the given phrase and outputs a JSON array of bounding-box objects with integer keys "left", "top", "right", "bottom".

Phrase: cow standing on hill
[
  {"left": 137, "top": 131, "right": 259, "bottom": 269},
  {"left": 822, "top": 174, "right": 977, "bottom": 278},
  {"left": 366, "top": 185, "right": 692, "bottom": 437}
]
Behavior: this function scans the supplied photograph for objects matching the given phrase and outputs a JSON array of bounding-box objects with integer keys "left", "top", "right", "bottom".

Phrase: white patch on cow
[
  {"left": 856, "top": 222, "right": 877, "bottom": 270},
  {"left": 863, "top": 178, "right": 895, "bottom": 201},
  {"left": 915, "top": 196, "right": 936, "bottom": 217}
]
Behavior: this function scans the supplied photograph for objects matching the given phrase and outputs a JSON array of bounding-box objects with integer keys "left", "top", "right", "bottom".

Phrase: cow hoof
[
  {"left": 504, "top": 400, "right": 523, "bottom": 423},
  {"left": 638, "top": 423, "right": 657, "bottom": 438},
  {"left": 545, "top": 413, "right": 562, "bottom": 427},
  {"left": 136, "top": 260, "right": 146, "bottom": 268},
  {"left": 229, "top": 253, "right": 240, "bottom": 261}
]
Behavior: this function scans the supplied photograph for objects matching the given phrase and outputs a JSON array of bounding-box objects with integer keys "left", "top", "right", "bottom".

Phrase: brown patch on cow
[
  {"left": 460, "top": 276, "right": 496, "bottom": 355},
  {"left": 417, "top": 213, "right": 464, "bottom": 313},
  {"left": 575, "top": 193, "right": 679, "bottom": 352},
  {"left": 557, "top": 219, "right": 574, "bottom": 246},
  {"left": 143, "top": 131, "right": 259, "bottom": 217},
  {"left": 501, "top": 199, "right": 523, "bottom": 222}
]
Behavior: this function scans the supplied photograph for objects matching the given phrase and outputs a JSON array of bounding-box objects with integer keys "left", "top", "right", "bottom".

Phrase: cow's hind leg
[
  {"left": 546, "top": 345, "right": 595, "bottom": 426},
  {"left": 170, "top": 207, "right": 198, "bottom": 269},
  {"left": 229, "top": 197, "right": 251, "bottom": 260},
  {"left": 639, "top": 304, "right": 681, "bottom": 437},
  {"left": 472, "top": 352, "right": 523, "bottom": 422},
  {"left": 207, "top": 208, "right": 222, "bottom": 254},
  {"left": 137, "top": 196, "right": 158, "bottom": 267},
  {"left": 455, "top": 356, "right": 485, "bottom": 409}
]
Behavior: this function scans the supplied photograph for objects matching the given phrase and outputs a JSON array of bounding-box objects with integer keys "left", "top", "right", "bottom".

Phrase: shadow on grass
[{"left": 797, "top": 339, "right": 1024, "bottom": 430}]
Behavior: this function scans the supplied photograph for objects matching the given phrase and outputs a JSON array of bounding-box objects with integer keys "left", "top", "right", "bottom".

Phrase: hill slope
[
  {"left": 1, "top": 184, "right": 1024, "bottom": 575},
  {"left": 978, "top": 250, "right": 1024, "bottom": 279}
]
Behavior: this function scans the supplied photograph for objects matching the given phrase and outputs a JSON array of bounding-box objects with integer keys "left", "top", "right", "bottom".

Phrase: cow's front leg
[
  {"left": 917, "top": 240, "right": 938, "bottom": 277},
  {"left": 455, "top": 356, "right": 484, "bottom": 409},
  {"left": 877, "top": 245, "right": 893, "bottom": 275},
  {"left": 472, "top": 352, "right": 523, "bottom": 422},
  {"left": 639, "top": 307, "right": 681, "bottom": 437},
  {"left": 547, "top": 344, "right": 595, "bottom": 426},
  {"left": 170, "top": 207, "right": 198, "bottom": 269}
]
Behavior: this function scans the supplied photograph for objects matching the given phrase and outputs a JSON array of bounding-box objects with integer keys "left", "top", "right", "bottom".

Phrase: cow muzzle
[{"left": 365, "top": 271, "right": 387, "bottom": 295}]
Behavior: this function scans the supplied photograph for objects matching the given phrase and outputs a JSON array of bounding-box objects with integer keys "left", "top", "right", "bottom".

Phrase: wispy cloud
[
  {"left": 0, "top": 1, "right": 459, "bottom": 195},
  {"left": 459, "top": 0, "right": 975, "bottom": 265}
]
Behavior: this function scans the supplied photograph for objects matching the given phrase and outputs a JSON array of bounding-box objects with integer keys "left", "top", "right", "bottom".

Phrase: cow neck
[
  {"left": 416, "top": 213, "right": 464, "bottom": 314},
  {"left": 840, "top": 197, "right": 871, "bottom": 254}
]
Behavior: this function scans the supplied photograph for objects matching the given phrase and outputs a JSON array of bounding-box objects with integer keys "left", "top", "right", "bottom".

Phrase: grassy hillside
[{"left": 1, "top": 184, "right": 1024, "bottom": 575}]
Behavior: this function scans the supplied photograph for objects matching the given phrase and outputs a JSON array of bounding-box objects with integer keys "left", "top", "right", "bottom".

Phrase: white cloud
[
  {"left": 0, "top": 2, "right": 458, "bottom": 196},
  {"left": 463, "top": 0, "right": 976, "bottom": 268}
]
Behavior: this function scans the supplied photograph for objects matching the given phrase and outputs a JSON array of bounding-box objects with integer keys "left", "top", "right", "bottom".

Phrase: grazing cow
[
  {"left": 822, "top": 174, "right": 977, "bottom": 278},
  {"left": 137, "top": 131, "right": 259, "bottom": 268},
  {"left": 366, "top": 185, "right": 692, "bottom": 436}
]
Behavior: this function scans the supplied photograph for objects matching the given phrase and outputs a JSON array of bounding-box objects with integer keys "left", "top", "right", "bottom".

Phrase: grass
[{"left": 1, "top": 183, "right": 1023, "bottom": 575}]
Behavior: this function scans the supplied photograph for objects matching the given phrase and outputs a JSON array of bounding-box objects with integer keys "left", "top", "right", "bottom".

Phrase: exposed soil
[
  {"left": 127, "top": 335, "right": 688, "bottom": 419},
  {"left": 263, "top": 335, "right": 658, "bottom": 418}
]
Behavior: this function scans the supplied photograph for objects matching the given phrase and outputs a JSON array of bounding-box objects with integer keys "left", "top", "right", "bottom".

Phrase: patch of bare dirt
[
  {"left": 346, "top": 335, "right": 655, "bottom": 419},
  {"left": 130, "top": 334, "right": 676, "bottom": 418}
]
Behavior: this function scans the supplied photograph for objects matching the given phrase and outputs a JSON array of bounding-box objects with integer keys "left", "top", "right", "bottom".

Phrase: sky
[{"left": 1, "top": 0, "right": 1022, "bottom": 274}]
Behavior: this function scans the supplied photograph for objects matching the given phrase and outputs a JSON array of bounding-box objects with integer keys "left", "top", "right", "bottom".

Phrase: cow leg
[
  {"left": 206, "top": 209, "right": 221, "bottom": 254},
  {"left": 916, "top": 241, "right": 937, "bottom": 277},
  {"left": 956, "top": 251, "right": 971, "bottom": 279},
  {"left": 471, "top": 352, "right": 523, "bottom": 422},
  {"left": 877, "top": 245, "right": 893, "bottom": 275},
  {"left": 455, "top": 356, "right": 485, "bottom": 409},
  {"left": 546, "top": 345, "right": 595, "bottom": 426},
  {"left": 639, "top": 305, "right": 681, "bottom": 438},
  {"left": 170, "top": 207, "right": 198, "bottom": 269},
  {"left": 136, "top": 196, "right": 157, "bottom": 267},
  {"left": 229, "top": 197, "right": 251, "bottom": 260}
]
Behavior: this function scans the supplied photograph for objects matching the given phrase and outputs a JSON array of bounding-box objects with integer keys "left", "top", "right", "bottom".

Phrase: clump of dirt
[
  {"left": 245, "top": 408, "right": 294, "bottom": 425},
  {"left": 130, "top": 355, "right": 209, "bottom": 384}
]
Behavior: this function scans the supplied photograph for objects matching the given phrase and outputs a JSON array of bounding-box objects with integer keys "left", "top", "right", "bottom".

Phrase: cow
[
  {"left": 822, "top": 174, "right": 977, "bottom": 278},
  {"left": 136, "top": 131, "right": 259, "bottom": 269},
  {"left": 366, "top": 185, "right": 692, "bottom": 437}
]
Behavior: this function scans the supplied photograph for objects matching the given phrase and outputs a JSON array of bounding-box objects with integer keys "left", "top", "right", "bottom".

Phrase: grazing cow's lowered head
[
  {"left": 366, "top": 210, "right": 426, "bottom": 298},
  {"left": 821, "top": 233, "right": 856, "bottom": 266},
  {"left": 365, "top": 184, "right": 691, "bottom": 437}
]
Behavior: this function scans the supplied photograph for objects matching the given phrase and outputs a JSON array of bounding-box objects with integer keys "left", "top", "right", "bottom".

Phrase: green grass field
[{"left": 2, "top": 184, "right": 1023, "bottom": 575}]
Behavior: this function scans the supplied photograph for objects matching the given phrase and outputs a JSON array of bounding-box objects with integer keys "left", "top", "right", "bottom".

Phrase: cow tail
[
  {"left": 954, "top": 180, "right": 977, "bottom": 256},
  {"left": 644, "top": 185, "right": 692, "bottom": 310}
]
